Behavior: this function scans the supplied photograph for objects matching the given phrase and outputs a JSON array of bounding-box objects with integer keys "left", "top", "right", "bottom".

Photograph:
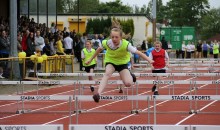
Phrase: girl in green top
[
  {"left": 81, "top": 40, "right": 97, "bottom": 92},
  {"left": 86, "top": 26, "right": 154, "bottom": 103}
]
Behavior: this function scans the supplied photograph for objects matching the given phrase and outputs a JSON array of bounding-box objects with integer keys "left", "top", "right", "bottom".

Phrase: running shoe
[
  {"left": 93, "top": 93, "right": 100, "bottom": 103},
  {"left": 152, "top": 84, "right": 157, "bottom": 92},
  {"left": 90, "top": 86, "right": 95, "bottom": 92},
  {"left": 130, "top": 72, "right": 136, "bottom": 82},
  {"left": 119, "top": 88, "right": 123, "bottom": 93}
]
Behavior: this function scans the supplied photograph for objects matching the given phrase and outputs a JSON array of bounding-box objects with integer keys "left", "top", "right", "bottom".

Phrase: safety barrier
[
  {"left": 0, "top": 125, "right": 63, "bottom": 130},
  {"left": 0, "top": 55, "right": 74, "bottom": 79}
]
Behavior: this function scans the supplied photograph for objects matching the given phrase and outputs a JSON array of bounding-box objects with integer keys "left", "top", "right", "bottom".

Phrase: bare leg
[
  {"left": 119, "top": 69, "right": 133, "bottom": 87},
  {"left": 97, "top": 64, "right": 115, "bottom": 94},
  {"left": 89, "top": 68, "right": 94, "bottom": 92}
]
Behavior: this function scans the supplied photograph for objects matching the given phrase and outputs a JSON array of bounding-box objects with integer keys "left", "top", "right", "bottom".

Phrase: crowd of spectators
[{"left": 0, "top": 16, "right": 106, "bottom": 78}]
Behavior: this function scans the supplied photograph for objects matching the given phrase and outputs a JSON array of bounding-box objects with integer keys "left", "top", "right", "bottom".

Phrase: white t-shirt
[{"left": 64, "top": 36, "right": 73, "bottom": 49}]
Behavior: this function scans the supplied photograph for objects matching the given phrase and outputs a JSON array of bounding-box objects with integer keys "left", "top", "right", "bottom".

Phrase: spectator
[
  {"left": 49, "top": 38, "right": 56, "bottom": 56},
  {"left": 141, "top": 40, "right": 148, "bottom": 51},
  {"left": 181, "top": 41, "right": 186, "bottom": 59},
  {"left": 42, "top": 38, "right": 51, "bottom": 56},
  {"left": 80, "top": 32, "right": 87, "bottom": 49},
  {"left": 21, "top": 29, "right": 29, "bottom": 51},
  {"left": 202, "top": 41, "right": 209, "bottom": 58},
  {"left": 213, "top": 40, "right": 219, "bottom": 59},
  {"left": 196, "top": 40, "right": 202, "bottom": 58},
  {"left": 26, "top": 32, "right": 35, "bottom": 72},
  {"left": 0, "top": 30, "right": 10, "bottom": 78},
  {"left": 56, "top": 35, "right": 65, "bottom": 55},
  {"left": 209, "top": 41, "right": 214, "bottom": 58},
  {"left": 63, "top": 32, "right": 73, "bottom": 54},
  {"left": 35, "top": 30, "right": 45, "bottom": 54},
  {"left": 191, "top": 42, "right": 195, "bottom": 58},
  {"left": 91, "top": 34, "right": 101, "bottom": 50},
  {"left": 186, "top": 41, "right": 192, "bottom": 58},
  {"left": 161, "top": 36, "right": 168, "bottom": 50}
]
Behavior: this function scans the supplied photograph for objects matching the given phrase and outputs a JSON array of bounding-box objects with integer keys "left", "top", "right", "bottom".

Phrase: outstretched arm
[
  {"left": 135, "top": 50, "right": 154, "bottom": 64},
  {"left": 85, "top": 47, "right": 103, "bottom": 64}
]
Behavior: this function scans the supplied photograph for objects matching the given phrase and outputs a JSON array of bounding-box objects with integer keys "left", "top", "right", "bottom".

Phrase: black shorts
[
  {"left": 84, "top": 64, "right": 96, "bottom": 73},
  {"left": 106, "top": 62, "right": 128, "bottom": 72},
  {"left": 152, "top": 69, "right": 166, "bottom": 73}
]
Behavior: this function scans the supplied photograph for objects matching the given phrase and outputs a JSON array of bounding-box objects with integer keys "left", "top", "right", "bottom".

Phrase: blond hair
[{"left": 111, "top": 19, "right": 123, "bottom": 37}]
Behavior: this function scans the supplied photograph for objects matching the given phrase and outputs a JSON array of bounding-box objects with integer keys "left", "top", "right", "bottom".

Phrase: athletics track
[{"left": 0, "top": 60, "right": 220, "bottom": 130}]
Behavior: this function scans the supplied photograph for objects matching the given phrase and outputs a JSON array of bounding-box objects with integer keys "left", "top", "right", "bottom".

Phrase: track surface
[{"left": 0, "top": 66, "right": 220, "bottom": 130}]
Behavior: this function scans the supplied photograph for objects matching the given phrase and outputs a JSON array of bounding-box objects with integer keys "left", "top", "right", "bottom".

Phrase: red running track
[{"left": 0, "top": 70, "right": 220, "bottom": 130}]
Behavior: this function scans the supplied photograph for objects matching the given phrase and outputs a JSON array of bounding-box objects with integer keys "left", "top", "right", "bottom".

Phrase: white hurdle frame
[
  {"left": 69, "top": 124, "right": 220, "bottom": 130},
  {"left": 0, "top": 95, "right": 73, "bottom": 124},
  {"left": 74, "top": 95, "right": 151, "bottom": 124}
]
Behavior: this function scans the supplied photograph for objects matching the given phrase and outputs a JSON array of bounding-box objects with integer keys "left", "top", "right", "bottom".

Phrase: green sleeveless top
[
  {"left": 102, "top": 39, "right": 130, "bottom": 65},
  {"left": 82, "top": 48, "right": 96, "bottom": 66}
]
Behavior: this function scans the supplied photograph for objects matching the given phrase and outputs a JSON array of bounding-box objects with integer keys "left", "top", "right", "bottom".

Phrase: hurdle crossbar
[
  {"left": 0, "top": 125, "right": 63, "bottom": 130},
  {"left": 20, "top": 80, "right": 220, "bottom": 85},
  {"left": 0, "top": 81, "right": 20, "bottom": 84},
  {"left": 153, "top": 95, "right": 220, "bottom": 101},
  {"left": 75, "top": 95, "right": 150, "bottom": 101},
  {"left": 69, "top": 125, "right": 189, "bottom": 130},
  {"left": 0, "top": 95, "right": 72, "bottom": 101},
  {"left": 37, "top": 73, "right": 220, "bottom": 77}
]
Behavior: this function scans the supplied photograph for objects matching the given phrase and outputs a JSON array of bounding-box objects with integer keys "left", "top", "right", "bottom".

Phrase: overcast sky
[{"left": 99, "top": 0, "right": 220, "bottom": 9}]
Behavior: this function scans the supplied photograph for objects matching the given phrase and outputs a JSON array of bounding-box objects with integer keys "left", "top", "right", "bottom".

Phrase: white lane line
[{"left": 175, "top": 100, "right": 218, "bottom": 125}]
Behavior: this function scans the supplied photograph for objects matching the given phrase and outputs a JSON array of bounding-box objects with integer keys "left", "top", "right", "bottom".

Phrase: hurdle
[
  {"left": 74, "top": 95, "right": 151, "bottom": 124},
  {"left": 0, "top": 125, "right": 63, "bottom": 130},
  {"left": 36, "top": 72, "right": 220, "bottom": 93},
  {"left": 73, "top": 95, "right": 220, "bottom": 125},
  {"left": 69, "top": 124, "right": 220, "bottom": 130},
  {"left": 0, "top": 95, "right": 73, "bottom": 123},
  {"left": 153, "top": 95, "right": 220, "bottom": 117}
]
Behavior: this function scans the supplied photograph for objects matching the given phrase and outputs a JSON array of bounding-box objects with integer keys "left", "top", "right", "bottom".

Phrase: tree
[
  {"left": 166, "top": 0, "right": 210, "bottom": 28},
  {"left": 200, "top": 8, "right": 220, "bottom": 40},
  {"left": 98, "top": 0, "right": 132, "bottom": 13}
]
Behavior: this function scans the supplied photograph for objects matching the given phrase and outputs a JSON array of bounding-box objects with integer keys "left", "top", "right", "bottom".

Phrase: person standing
[
  {"left": 181, "top": 41, "right": 186, "bottom": 59},
  {"left": 186, "top": 41, "right": 192, "bottom": 58},
  {"left": 63, "top": 32, "right": 73, "bottom": 54},
  {"left": 35, "top": 30, "right": 45, "bottom": 55},
  {"left": 85, "top": 24, "right": 154, "bottom": 103},
  {"left": 202, "top": 41, "right": 209, "bottom": 58},
  {"left": 81, "top": 40, "right": 97, "bottom": 92},
  {"left": 161, "top": 36, "right": 168, "bottom": 50},
  {"left": 196, "top": 40, "right": 202, "bottom": 58},
  {"left": 209, "top": 41, "right": 214, "bottom": 58},
  {"left": 149, "top": 41, "right": 169, "bottom": 95},
  {"left": 213, "top": 40, "right": 219, "bottom": 59}
]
